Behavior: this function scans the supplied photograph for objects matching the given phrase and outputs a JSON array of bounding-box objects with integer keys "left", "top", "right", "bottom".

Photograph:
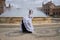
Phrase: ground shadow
[{"left": 5, "top": 30, "right": 26, "bottom": 37}]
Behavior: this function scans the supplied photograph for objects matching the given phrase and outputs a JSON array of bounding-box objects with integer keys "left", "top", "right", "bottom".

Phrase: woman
[{"left": 20, "top": 9, "right": 34, "bottom": 33}]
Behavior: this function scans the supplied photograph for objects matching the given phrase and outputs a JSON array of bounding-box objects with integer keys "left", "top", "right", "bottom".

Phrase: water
[{"left": 0, "top": 0, "right": 47, "bottom": 17}]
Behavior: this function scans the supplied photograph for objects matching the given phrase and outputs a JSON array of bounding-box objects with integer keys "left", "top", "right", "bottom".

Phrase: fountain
[
  {"left": 0, "top": 0, "right": 52, "bottom": 24},
  {"left": 0, "top": 0, "right": 47, "bottom": 17}
]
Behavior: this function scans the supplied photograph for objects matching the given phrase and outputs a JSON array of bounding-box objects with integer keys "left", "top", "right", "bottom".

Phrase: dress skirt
[{"left": 21, "top": 20, "right": 32, "bottom": 33}]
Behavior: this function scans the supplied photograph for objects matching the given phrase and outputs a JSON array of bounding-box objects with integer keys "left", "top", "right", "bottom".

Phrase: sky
[{"left": 6, "top": 0, "right": 60, "bottom": 8}]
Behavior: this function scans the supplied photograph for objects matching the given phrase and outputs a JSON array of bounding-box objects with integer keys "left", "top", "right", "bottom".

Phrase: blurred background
[{"left": 0, "top": 0, "right": 60, "bottom": 25}]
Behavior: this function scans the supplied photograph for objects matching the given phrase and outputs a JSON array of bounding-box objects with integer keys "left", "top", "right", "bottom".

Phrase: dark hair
[{"left": 29, "top": 9, "right": 33, "bottom": 14}]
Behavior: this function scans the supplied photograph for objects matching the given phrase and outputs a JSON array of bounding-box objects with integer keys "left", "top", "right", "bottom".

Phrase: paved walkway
[{"left": 0, "top": 25, "right": 60, "bottom": 40}]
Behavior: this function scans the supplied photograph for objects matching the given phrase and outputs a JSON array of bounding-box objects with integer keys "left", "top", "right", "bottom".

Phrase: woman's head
[
  {"left": 28, "top": 9, "right": 33, "bottom": 18},
  {"left": 29, "top": 9, "right": 33, "bottom": 15}
]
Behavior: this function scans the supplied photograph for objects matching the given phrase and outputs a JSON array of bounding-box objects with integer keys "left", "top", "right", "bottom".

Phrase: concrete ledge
[
  {"left": 0, "top": 23, "right": 60, "bottom": 28},
  {"left": 0, "top": 23, "right": 60, "bottom": 26}
]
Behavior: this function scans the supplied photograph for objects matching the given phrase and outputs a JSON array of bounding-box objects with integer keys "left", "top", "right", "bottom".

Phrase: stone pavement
[{"left": 0, "top": 25, "right": 60, "bottom": 40}]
